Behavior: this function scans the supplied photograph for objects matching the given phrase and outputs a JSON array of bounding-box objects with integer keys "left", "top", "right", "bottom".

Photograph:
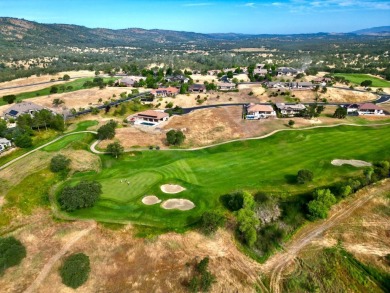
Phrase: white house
[
  {"left": 217, "top": 82, "right": 236, "bottom": 91},
  {"left": 246, "top": 104, "right": 276, "bottom": 119},
  {"left": 0, "top": 137, "right": 12, "bottom": 152},
  {"left": 276, "top": 103, "right": 306, "bottom": 116},
  {"left": 358, "top": 103, "right": 385, "bottom": 115}
]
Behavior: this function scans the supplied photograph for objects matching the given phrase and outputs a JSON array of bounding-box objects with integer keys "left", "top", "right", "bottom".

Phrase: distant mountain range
[{"left": 351, "top": 26, "right": 390, "bottom": 36}]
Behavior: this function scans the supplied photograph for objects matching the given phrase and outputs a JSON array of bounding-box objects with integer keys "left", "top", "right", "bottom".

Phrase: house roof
[
  {"left": 247, "top": 104, "right": 274, "bottom": 113},
  {"left": 190, "top": 84, "right": 206, "bottom": 89},
  {"left": 0, "top": 137, "right": 11, "bottom": 144},
  {"left": 135, "top": 110, "right": 169, "bottom": 120},
  {"left": 358, "top": 103, "right": 382, "bottom": 110},
  {"left": 276, "top": 103, "right": 306, "bottom": 111},
  {"left": 217, "top": 82, "right": 235, "bottom": 87},
  {"left": 346, "top": 104, "right": 359, "bottom": 109},
  {"left": 3, "top": 102, "right": 44, "bottom": 117}
]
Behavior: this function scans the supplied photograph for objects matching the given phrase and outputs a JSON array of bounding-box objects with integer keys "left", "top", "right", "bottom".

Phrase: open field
[
  {"left": 56, "top": 125, "right": 390, "bottom": 228},
  {"left": 333, "top": 74, "right": 390, "bottom": 88}
]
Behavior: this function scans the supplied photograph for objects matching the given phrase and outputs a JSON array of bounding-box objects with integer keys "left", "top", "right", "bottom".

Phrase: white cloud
[{"left": 243, "top": 2, "right": 256, "bottom": 7}]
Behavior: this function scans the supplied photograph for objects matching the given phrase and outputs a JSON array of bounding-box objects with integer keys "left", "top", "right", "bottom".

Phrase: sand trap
[
  {"left": 161, "top": 199, "right": 195, "bottom": 211},
  {"left": 160, "top": 184, "right": 186, "bottom": 194},
  {"left": 142, "top": 195, "right": 162, "bottom": 205},
  {"left": 331, "top": 159, "right": 372, "bottom": 167}
]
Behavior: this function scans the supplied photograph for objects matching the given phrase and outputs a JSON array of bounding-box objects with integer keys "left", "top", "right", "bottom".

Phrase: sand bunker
[
  {"left": 142, "top": 195, "right": 162, "bottom": 205},
  {"left": 331, "top": 159, "right": 372, "bottom": 167},
  {"left": 161, "top": 199, "right": 195, "bottom": 211},
  {"left": 160, "top": 184, "right": 186, "bottom": 194}
]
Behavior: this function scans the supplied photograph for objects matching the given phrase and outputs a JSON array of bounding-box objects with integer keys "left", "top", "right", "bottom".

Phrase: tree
[
  {"left": 58, "top": 181, "right": 102, "bottom": 211},
  {"left": 165, "top": 129, "right": 186, "bottom": 146},
  {"left": 50, "top": 154, "right": 71, "bottom": 173},
  {"left": 180, "top": 83, "right": 188, "bottom": 94},
  {"left": 0, "top": 119, "right": 7, "bottom": 137},
  {"left": 0, "top": 236, "right": 26, "bottom": 276},
  {"left": 2, "top": 95, "right": 16, "bottom": 104},
  {"left": 50, "top": 86, "right": 58, "bottom": 94},
  {"left": 236, "top": 208, "right": 259, "bottom": 247},
  {"left": 14, "top": 133, "right": 32, "bottom": 148},
  {"left": 59, "top": 253, "right": 90, "bottom": 289},
  {"left": 52, "top": 98, "right": 64, "bottom": 107},
  {"left": 63, "top": 74, "right": 70, "bottom": 81},
  {"left": 199, "top": 211, "right": 226, "bottom": 235},
  {"left": 107, "top": 141, "right": 124, "bottom": 159},
  {"left": 227, "top": 71, "right": 234, "bottom": 79},
  {"left": 288, "top": 120, "right": 295, "bottom": 127},
  {"left": 307, "top": 189, "right": 336, "bottom": 219},
  {"left": 333, "top": 107, "right": 347, "bottom": 119},
  {"left": 297, "top": 169, "right": 313, "bottom": 184},
  {"left": 97, "top": 120, "right": 117, "bottom": 140},
  {"left": 360, "top": 80, "right": 372, "bottom": 87},
  {"left": 220, "top": 191, "right": 244, "bottom": 211},
  {"left": 321, "top": 86, "right": 327, "bottom": 94}
]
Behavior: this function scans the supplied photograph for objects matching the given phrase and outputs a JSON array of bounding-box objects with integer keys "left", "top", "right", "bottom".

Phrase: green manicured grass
[
  {"left": 56, "top": 125, "right": 390, "bottom": 229},
  {"left": 65, "top": 120, "right": 98, "bottom": 133},
  {"left": 333, "top": 73, "right": 390, "bottom": 87},
  {"left": 0, "top": 77, "right": 118, "bottom": 106},
  {"left": 42, "top": 133, "right": 95, "bottom": 152}
]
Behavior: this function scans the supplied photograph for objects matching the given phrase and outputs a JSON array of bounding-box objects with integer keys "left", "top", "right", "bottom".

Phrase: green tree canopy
[
  {"left": 107, "top": 141, "right": 124, "bottom": 159},
  {"left": 297, "top": 169, "right": 314, "bottom": 184},
  {"left": 165, "top": 129, "right": 186, "bottom": 146},
  {"left": 2, "top": 95, "right": 16, "bottom": 104},
  {"left": 50, "top": 154, "right": 71, "bottom": 173},
  {"left": 333, "top": 107, "right": 347, "bottom": 119},
  {"left": 58, "top": 181, "right": 102, "bottom": 212},
  {"left": 97, "top": 120, "right": 117, "bottom": 140},
  {"left": 0, "top": 236, "right": 26, "bottom": 276},
  {"left": 199, "top": 211, "right": 226, "bottom": 235},
  {"left": 59, "top": 253, "right": 90, "bottom": 289}
]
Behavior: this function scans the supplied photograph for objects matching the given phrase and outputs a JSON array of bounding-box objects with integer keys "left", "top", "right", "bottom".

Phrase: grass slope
[
  {"left": 54, "top": 125, "right": 390, "bottom": 229},
  {"left": 333, "top": 73, "right": 390, "bottom": 87}
]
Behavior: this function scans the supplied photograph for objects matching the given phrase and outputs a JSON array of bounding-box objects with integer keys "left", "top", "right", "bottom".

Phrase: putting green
[{"left": 58, "top": 125, "right": 390, "bottom": 229}]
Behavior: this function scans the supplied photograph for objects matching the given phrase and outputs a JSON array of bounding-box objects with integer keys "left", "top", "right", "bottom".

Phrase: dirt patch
[
  {"left": 161, "top": 199, "right": 195, "bottom": 211},
  {"left": 160, "top": 184, "right": 186, "bottom": 194},
  {"left": 142, "top": 195, "right": 161, "bottom": 205},
  {"left": 62, "top": 150, "right": 101, "bottom": 173},
  {"left": 331, "top": 159, "right": 372, "bottom": 167}
]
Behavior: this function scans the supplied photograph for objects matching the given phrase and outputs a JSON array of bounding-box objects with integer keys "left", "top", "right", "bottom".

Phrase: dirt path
[
  {"left": 23, "top": 222, "right": 96, "bottom": 293},
  {"left": 263, "top": 180, "right": 389, "bottom": 293}
]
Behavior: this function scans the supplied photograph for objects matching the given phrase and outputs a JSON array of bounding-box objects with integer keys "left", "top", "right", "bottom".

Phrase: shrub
[
  {"left": 288, "top": 120, "right": 295, "bottom": 127},
  {"left": 220, "top": 191, "right": 244, "bottom": 211},
  {"left": 297, "top": 169, "right": 313, "bottom": 184},
  {"left": 0, "top": 236, "right": 26, "bottom": 276},
  {"left": 188, "top": 257, "right": 215, "bottom": 292},
  {"left": 97, "top": 120, "right": 117, "bottom": 140},
  {"left": 50, "top": 154, "right": 71, "bottom": 173},
  {"left": 59, "top": 253, "right": 90, "bottom": 289},
  {"left": 2, "top": 94, "right": 16, "bottom": 104},
  {"left": 166, "top": 129, "right": 186, "bottom": 146},
  {"left": 307, "top": 189, "right": 336, "bottom": 220},
  {"left": 199, "top": 211, "right": 226, "bottom": 235},
  {"left": 58, "top": 181, "right": 102, "bottom": 211}
]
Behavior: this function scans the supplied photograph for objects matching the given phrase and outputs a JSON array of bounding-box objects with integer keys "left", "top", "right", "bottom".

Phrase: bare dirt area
[
  {"left": 263, "top": 179, "right": 390, "bottom": 293},
  {"left": 161, "top": 199, "right": 195, "bottom": 211},
  {"left": 0, "top": 209, "right": 263, "bottom": 293}
]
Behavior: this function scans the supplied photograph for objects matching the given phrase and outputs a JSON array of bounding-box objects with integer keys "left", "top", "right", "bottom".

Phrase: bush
[
  {"left": 307, "top": 189, "right": 336, "bottom": 220},
  {"left": 297, "top": 169, "right": 313, "bottom": 184},
  {"left": 166, "top": 129, "right": 186, "bottom": 146},
  {"left": 2, "top": 94, "right": 16, "bottom": 104},
  {"left": 59, "top": 253, "right": 90, "bottom": 289},
  {"left": 188, "top": 257, "right": 215, "bottom": 292},
  {"left": 50, "top": 154, "right": 71, "bottom": 173},
  {"left": 0, "top": 236, "right": 26, "bottom": 276},
  {"left": 199, "top": 211, "right": 226, "bottom": 235},
  {"left": 58, "top": 181, "right": 102, "bottom": 211},
  {"left": 14, "top": 133, "right": 33, "bottom": 148},
  {"left": 220, "top": 191, "right": 244, "bottom": 211}
]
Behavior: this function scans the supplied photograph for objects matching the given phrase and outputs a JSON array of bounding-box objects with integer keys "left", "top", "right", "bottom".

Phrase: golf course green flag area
[{"left": 53, "top": 125, "right": 390, "bottom": 229}]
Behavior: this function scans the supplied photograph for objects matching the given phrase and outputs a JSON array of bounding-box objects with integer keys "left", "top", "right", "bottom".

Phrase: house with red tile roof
[
  {"left": 357, "top": 103, "right": 384, "bottom": 115},
  {"left": 246, "top": 104, "right": 276, "bottom": 119},
  {"left": 150, "top": 87, "right": 179, "bottom": 97}
]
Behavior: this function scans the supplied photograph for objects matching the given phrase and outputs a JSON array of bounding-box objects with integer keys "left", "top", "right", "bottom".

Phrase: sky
[{"left": 0, "top": 0, "right": 389, "bottom": 34}]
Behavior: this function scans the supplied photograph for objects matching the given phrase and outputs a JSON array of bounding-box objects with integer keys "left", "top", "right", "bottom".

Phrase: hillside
[{"left": 352, "top": 26, "right": 390, "bottom": 36}]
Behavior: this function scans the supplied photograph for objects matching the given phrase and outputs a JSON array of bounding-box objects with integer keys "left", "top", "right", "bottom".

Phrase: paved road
[
  {"left": 375, "top": 95, "right": 390, "bottom": 104},
  {"left": 0, "top": 131, "right": 97, "bottom": 171}
]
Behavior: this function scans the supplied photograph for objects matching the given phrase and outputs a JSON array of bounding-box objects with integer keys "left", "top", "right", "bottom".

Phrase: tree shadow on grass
[{"left": 284, "top": 174, "right": 297, "bottom": 184}]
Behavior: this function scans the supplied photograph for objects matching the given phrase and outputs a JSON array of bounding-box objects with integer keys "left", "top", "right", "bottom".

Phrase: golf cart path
[
  {"left": 88, "top": 122, "right": 390, "bottom": 154},
  {"left": 0, "top": 131, "right": 97, "bottom": 171},
  {"left": 23, "top": 221, "right": 96, "bottom": 293},
  {"left": 263, "top": 180, "right": 390, "bottom": 293}
]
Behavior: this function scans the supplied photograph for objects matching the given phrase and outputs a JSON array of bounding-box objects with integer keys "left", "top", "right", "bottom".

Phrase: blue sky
[{"left": 0, "top": 0, "right": 389, "bottom": 34}]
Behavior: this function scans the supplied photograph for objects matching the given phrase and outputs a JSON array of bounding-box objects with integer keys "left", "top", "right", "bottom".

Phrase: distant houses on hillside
[{"left": 266, "top": 81, "right": 314, "bottom": 90}]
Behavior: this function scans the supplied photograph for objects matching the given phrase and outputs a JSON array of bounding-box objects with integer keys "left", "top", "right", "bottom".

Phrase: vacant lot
[
  {"left": 333, "top": 73, "right": 390, "bottom": 87},
  {"left": 58, "top": 125, "right": 390, "bottom": 228}
]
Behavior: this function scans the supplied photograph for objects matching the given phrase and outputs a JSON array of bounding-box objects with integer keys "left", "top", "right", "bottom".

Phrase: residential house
[
  {"left": 165, "top": 75, "right": 190, "bottom": 83},
  {"left": 358, "top": 103, "right": 385, "bottom": 115},
  {"left": 313, "top": 77, "right": 332, "bottom": 84},
  {"left": 288, "top": 82, "right": 314, "bottom": 90},
  {"left": 0, "top": 137, "right": 11, "bottom": 152},
  {"left": 254, "top": 63, "right": 268, "bottom": 76},
  {"left": 150, "top": 87, "right": 179, "bottom": 97},
  {"left": 2, "top": 102, "right": 44, "bottom": 119},
  {"left": 117, "top": 76, "right": 144, "bottom": 87},
  {"left": 345, "top": 104, "right": 360, "bottom": 114},
  {"left": 129, "top": 110, "right": 169, "bottom": 124},
  {"left": 266, "top": 82, "right": 287, "bottom": 89},
  {"left": 246, "top": 104, "right": 276, "bottom": 119},
  {"left": 277, "top": 67, "right": 299, "bottom": 76},
  {"left": 217, "top": 82, "right": 236, "bottom": 91},
  {"left": 189, "top": 84, "right": 206, "bottom": 93},
  {"left": 276, "top": 103, "right": 306, "bottom": 116}
]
